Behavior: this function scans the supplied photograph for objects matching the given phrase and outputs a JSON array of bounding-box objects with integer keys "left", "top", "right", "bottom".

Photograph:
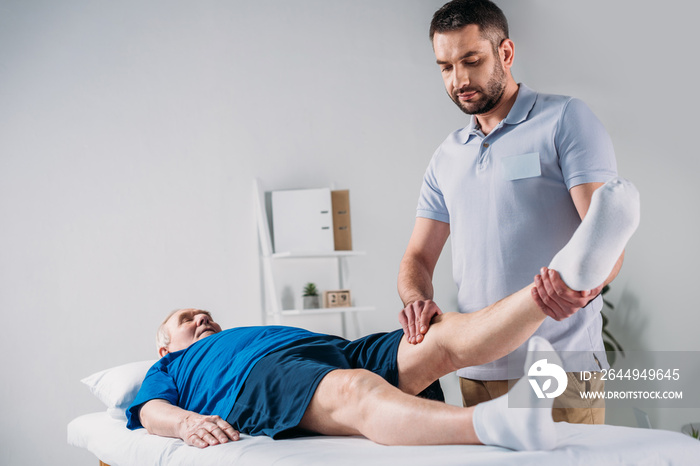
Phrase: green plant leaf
[
  {"left": 603, "top": 329, "right": 625, "bottom": 356},
  {"left": 605, "top": 342, "right": 617, "bottom": 366},
  {"left": 303, "top": 282, "right": 318, "bottom": 296},
  {"left": 600, "top": 284, "right": 625, "bottom": 366}
]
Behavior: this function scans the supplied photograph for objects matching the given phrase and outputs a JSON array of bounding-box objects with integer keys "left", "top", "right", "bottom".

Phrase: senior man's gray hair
[{"left": 155, "top": 309, "right": 182, "bottom": 352}]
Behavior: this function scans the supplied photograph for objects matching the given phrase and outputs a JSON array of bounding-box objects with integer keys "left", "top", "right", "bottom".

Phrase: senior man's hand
[
  {"left": 531, "top": 267, "right": 603, "bottom": 321},
  {"left": 179, "top": 412, "right": 240, "bottom": 448},
  {"left": 399, "top": 299, "right": 443, "bottom": 344}
]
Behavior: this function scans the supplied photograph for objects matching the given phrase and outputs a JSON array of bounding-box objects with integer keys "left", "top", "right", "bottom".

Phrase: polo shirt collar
[
  {"left": 504, "top": 83, "right": 536, "bottom": 125},
  {"left": 459, "top": 83, "right": 537, "bottom": 144}
]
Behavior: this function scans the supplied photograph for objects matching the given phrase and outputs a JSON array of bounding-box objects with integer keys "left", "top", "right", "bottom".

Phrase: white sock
[
  {"left": 472, "top": 336, "right": 559, "bottom": 451},
  {"left": 549, "top": 177, "right": 640, "bottom": 291}
]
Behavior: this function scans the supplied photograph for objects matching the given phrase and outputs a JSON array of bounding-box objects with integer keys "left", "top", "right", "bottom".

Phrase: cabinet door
[{"left": 271, "top": 188, "right": 334, "bottom": 253}]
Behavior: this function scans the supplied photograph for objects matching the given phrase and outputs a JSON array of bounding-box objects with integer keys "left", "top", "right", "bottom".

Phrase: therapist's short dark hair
[{"left": 430, "top": 0, "right": 509, "bottom": 52}]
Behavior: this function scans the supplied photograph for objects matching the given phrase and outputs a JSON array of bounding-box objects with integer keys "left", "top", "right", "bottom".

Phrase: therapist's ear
[
  {"left": 499, "top": 38, "right": 515, "bottom": 68},
  {"left": 158, "top": 346, "right": 169, "bottom": 358}
]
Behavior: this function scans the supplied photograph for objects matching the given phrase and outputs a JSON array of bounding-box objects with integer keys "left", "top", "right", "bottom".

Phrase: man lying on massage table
[{"left": 127, "top": 178, "right": 639, "bottom": 451}]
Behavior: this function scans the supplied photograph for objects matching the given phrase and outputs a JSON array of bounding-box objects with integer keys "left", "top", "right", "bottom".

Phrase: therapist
[{"left": 397, "top": 0, "right": 622, "bottom": 424}]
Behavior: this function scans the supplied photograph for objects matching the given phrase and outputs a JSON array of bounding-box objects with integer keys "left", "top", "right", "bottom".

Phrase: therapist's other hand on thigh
[
  {"left": 399, "top": 299, "right": 443, "bottom": 344},
  {"left": 531, "top": 267, "right": 603, "bottom": 321}
]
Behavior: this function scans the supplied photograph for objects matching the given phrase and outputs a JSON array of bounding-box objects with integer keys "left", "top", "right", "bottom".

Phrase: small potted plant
[{"left": 302, "top": 282, "right": 320, "bottom": 309}]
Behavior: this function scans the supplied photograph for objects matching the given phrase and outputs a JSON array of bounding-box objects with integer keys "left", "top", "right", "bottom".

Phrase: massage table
[{"left": 68, "top": 360, "right": 700, "bottom": 465}]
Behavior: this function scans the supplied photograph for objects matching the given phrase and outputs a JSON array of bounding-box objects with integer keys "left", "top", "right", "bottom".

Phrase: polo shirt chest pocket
[{"left": 501, "top": 152, "right": 541, "bottom": 181}]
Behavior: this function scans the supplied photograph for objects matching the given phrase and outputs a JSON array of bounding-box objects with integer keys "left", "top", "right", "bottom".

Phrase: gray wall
[{"left": 1, "top": 1, "right": 698, "bottom": 464}]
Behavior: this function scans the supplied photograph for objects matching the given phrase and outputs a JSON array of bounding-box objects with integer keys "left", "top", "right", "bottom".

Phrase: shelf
[
  {"left": 255, "top": 179, "right": 371, "bottom": 338},
  {"left": 278, "top": 306, "right": 375, "bottom": 316},
  {"left": 270, "top": 250, "right": 366, "bottom": 259}
]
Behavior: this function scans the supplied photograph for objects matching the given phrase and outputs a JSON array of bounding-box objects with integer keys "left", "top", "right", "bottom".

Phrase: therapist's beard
[{"left": 450, "top": 62, "right": 506, "bottom": 116}]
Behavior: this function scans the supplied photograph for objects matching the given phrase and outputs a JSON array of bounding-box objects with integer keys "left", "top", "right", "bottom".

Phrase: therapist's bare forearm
[{"left": 398, "top": 257, "right": 435, "bottom": 306}]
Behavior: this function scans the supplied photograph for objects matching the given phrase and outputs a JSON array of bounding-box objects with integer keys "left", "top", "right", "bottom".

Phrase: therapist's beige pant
[{"left": 460, "top": 372, "right": 606, "bottom": 424}]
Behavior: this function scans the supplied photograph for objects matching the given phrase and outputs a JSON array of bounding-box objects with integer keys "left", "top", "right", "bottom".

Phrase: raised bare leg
[
  {"left": 397, "top": 285, "right": 545, "bottom": 395},
  {"left": 397, "top": 177, "right": 640, "bottom": 395}
]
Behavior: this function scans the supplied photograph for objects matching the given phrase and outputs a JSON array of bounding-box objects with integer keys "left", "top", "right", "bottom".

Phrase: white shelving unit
[{"left": 254, "top": 179, "right": 374, "bottom": 337}]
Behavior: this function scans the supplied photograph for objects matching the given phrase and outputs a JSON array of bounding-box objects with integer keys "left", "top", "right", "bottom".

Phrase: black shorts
[{"left": 226, "top": 329, "right": 444, "bottom": 438}]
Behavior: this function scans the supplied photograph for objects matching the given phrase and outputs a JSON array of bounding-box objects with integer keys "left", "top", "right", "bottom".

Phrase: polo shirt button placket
[{"left": 478, "top": 141, "right": 490, "bottom": 171}]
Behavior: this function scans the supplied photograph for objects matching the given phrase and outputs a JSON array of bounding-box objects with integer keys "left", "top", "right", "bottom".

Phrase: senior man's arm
[{"left": 139, "top": 399, "right": 240, "bottom": 448}]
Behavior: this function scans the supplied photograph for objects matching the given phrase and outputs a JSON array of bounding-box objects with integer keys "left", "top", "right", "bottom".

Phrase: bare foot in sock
[{"left": 472, "top": 336, "right": 560, "bottom": 451}]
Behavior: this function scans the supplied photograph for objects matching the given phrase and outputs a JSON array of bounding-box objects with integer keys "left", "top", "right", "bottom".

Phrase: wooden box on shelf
[{"left": 324, "top": 289, "right": 351, "bottom": 308}]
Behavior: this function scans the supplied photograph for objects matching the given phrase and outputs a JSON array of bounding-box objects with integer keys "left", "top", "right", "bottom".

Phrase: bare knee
[
  {"left": 336, "top": 369, "right": 386, "bottom": 408},
  {"left": 424, "top": 311, "right": 496, "bottom": 369},
  {"left": 397, "top": 313, "right": 467, "bottom": 393},
  {"left": 325, "top": 369, "right": 394, "bottom": 432},
  {"left": 299, "top": 369, "right": 386, "bottom": 436}
]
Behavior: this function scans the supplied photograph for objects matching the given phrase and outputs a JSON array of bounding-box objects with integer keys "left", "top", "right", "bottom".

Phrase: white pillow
[{"left": 81, "top": 360, "right": 156, "bottom": 418}]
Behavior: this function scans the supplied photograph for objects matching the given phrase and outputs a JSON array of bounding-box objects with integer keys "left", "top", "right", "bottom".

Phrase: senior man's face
[{"left": 162, "top": 308, "right": 222, "bottom": 355}]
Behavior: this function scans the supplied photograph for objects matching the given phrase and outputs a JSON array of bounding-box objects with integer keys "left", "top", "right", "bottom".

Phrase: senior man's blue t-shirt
[{"left": 126, "top": 326, "right": 320, "bottom": 429}]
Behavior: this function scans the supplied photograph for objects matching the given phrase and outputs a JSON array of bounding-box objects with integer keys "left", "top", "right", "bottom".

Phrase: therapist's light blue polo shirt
[{"left": 417, "top": 84, "right": 617, "bottom": 380}]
